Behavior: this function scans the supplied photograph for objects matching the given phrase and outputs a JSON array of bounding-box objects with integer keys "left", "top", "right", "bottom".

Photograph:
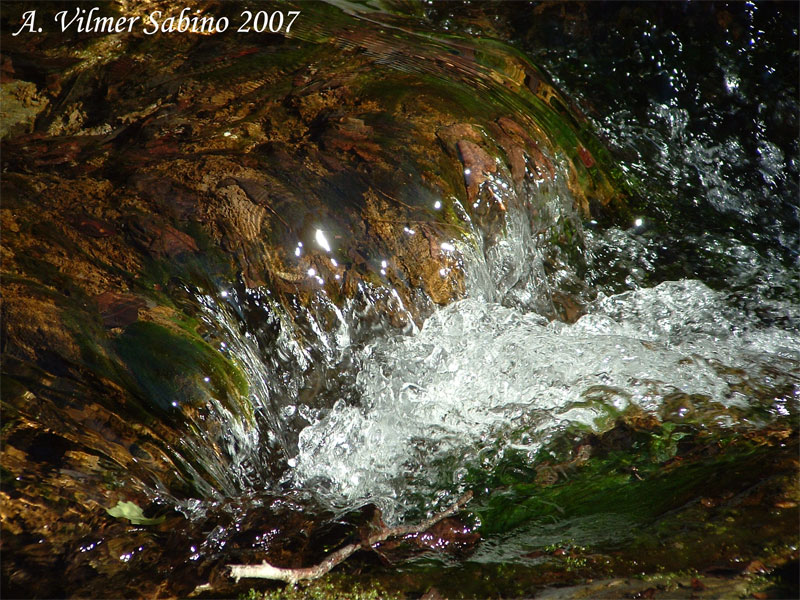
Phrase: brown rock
[
  {"left": 457, "top": 139, "right": 497, "bottom": 201},
  {"left": 94, "top": 292, "right": 145, "bottom": 329},
  {"left": 128, "top": 216, "right": 199, "bottom": 259},
  {"left": 436, "top": 122, "right": 483, "bottom": 152},
  {"left": 67, "top": 214, "right": 116, "bottom": 238}
]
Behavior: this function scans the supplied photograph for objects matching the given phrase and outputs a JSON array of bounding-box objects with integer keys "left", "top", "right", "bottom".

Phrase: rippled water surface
[
  {"left": 3, "top": 1, "right": 798, "bottom": 597},
  {"left": 206, "top": 3, "right": 800, "bottom": 523}
]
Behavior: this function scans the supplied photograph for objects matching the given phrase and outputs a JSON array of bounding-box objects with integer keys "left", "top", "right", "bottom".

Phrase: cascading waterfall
[
  {"left": 183, "top": 138, "right": 798, "bottom": 526},
  {"left": 2, "top": 3, "right": 798, "bottom": 597},
  {"left": 170, "top": 150, "right": 575, "bottom": 502},
  {"left": 286, "top": 183, "right": 799, "bottom": 523}
]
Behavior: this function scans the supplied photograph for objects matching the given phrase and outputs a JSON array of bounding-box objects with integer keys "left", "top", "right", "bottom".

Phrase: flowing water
[
  {"left": 3, "top": 2, "right": 798, "bottom": 596},
  {"left": 177, "top": 3, "right": 799, "bottom": 527}
]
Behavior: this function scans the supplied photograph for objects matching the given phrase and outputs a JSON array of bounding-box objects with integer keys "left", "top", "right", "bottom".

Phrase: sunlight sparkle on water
[{"left": 315, "top": 229, "right": 332, "bottom": 252}]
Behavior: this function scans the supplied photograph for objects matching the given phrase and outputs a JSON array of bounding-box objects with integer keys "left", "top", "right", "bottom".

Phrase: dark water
[{"left": 518, "top": 1, "right": 800, "bottom": 297}]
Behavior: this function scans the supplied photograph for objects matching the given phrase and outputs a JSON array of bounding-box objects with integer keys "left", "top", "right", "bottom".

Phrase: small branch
[{"left": 228, "top": 491, "right": 474, "bottom": 584}]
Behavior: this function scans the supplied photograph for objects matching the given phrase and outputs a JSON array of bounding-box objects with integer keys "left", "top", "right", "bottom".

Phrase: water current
[
  {"left": 3, "top": 3, "right": 799, "bottom": 597},
  {"left": 184, "top": 2, "right": 799, "bottom": 528}
]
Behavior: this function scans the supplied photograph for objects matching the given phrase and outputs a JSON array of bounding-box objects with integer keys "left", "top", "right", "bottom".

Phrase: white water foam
[
  {"left": 289, "top": 276, "right": 799, "bottom": 522},
  {"left": 279, "top": 147, "right": 800, "bottom": 521}
]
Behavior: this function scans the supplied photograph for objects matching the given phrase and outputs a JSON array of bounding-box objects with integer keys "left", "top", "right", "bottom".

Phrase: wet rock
[
  {"left": 2, "top": 291, "right": 82, "bottom": 366},
  {"left": 94, "top": 291, "right": 145, "bottom": 329},
  {"left": 578, "top": 145, "right": 596, "bottom": 168},
  {"left": 319, "top": 115, "right": 381, "bottom": 162},
  {"left": 413, "top": 517, "right": 481, "bottom": 554},
  {"left": 130, "top": 174, "right": 200, "bottom": 222},
  {"left": 66, "top": 213, "right": 117, "bottom": 238},
  {"left": 436, "top": 122, "right": 484, "bottom": 151},
  {"left": 0, "top": 80, "right": 49, "bottom": 139},
  {"left": 127, "top": 215, "right": 199, "bottom": 259},
  {"left": 495, "top": 115, "right": 555, "bottom": 182},
  {"left": 456, "top": 139, "right": 498, "bottom": 202}
]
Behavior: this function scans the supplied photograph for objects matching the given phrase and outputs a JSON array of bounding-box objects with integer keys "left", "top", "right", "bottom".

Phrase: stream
[{"left": 1, "top": 2, "right": 798, "bottom": 598}]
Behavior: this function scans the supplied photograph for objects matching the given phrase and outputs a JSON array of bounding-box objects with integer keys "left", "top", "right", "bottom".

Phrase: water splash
[
  {"left": 288, "top": 276, "right": 799, "bottom": 522},
  {"left": 161, "top": 4, "right": 800, "bottom": 525}
]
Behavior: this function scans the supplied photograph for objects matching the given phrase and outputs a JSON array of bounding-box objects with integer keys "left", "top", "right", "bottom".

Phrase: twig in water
[{"left": 228, "top": 491, "right": 474, "bottom": 584}]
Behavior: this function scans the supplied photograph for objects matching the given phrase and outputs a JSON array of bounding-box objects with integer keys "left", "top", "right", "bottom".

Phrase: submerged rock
[
  {"left": 0, "top": 1, "right": 631, "bottom": 594},
  {"left": 2, "top": 1, "right": 796, "bottom": 598}
]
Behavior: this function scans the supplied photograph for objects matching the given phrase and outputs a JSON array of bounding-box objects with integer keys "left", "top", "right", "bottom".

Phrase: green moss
[
  {"left": 113, "top": 321, "right": 250, "bottom": 418},
  {"left": 476, "top": 433, "right": 791, "bottom": 535},
  {"left": 241, "top": 575, "right": 401, "bottom": 600}
]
